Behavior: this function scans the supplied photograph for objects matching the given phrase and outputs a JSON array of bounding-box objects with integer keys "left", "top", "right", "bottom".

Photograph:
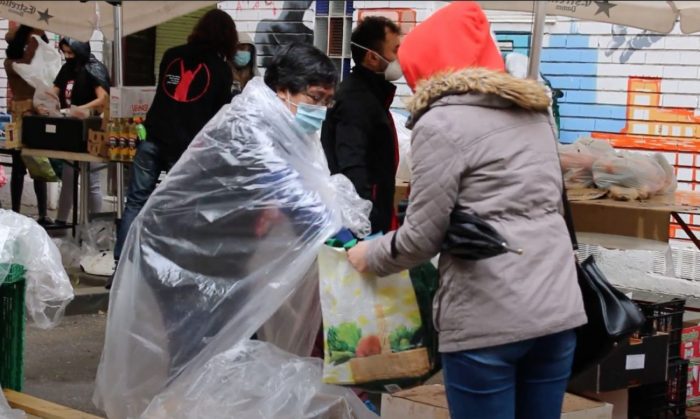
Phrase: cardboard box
[
  {"left": 569, "top": 334, "right": 669, "bottom": 393},
  {"left": 394, "top": 181, "right": 409, "bottom": 211},
  {"left": 87, "top": 129, "right": 109, "bottom": 159},
  {"left": 22, "top": 115, "right": 102, "bottom": 153},
  {"left": 3, "top": 122, "right": 20, "bottom": 149},
  {"left": 579, "top": 390, "right": 628, "bottom": 419},
  {"left": 569, "top": 189, "right": 700, "bottom": 242},
  {"left": 561, "top": 393, "right": 615, "bottom": 419},
  {"left": 682, "top": 321, "right": 700, "bottom": 360},
  {"left": 688, "top": 360, "right": 700, "bottom": 402},
  {"left": 380, "top": 385, "right": 613, "bottom": 418},
  {"left": 381, "top": 385, "right": 448, "bottom": 419},
  {"left": 109, "top": 86, "right": 156, "bottom": 119},
  {"left": 570, "top": 203, "right": 670, "bottom": 242}
]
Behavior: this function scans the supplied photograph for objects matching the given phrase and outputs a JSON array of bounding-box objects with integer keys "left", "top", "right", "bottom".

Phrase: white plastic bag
[
  {"left": 392, "top": 111, "right": 412, "bottom": 183},
  {"left": 505, "top": 52, "right": 530, "bottom": 80},
  {"left": 94, "top": 77, "right": 372, "bottom": 419},
  {"left": 0, "top": 387, "right": 25, "bottom": 419},
  {"left": 559, "top": 137, "right": 615, "bottom": 188},
  {"left": 12, "top": 35, "right": 61, "bottom": 89},
  {"left": 0, "top": 211, "right": 74, "bottom": 329},
  {"left": 331, "top": 174, "right": 372, "bottom": 239},
  {"left": 33, "top": 81, "right": 61, "bottom": 117},
  {"left": 593, "top": 151, "right": 676, "bottom": 200},
  {"left": 141, "top": 340, "right": 376, "bottom": 419}
]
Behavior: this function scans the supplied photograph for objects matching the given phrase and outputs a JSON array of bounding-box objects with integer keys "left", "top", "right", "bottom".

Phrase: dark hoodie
[
  {"left": 145, "top": 43, "right": 233, "bottom": 164},
  {"left": 53, "top": 38, "right": 110, "bottom": 108}
]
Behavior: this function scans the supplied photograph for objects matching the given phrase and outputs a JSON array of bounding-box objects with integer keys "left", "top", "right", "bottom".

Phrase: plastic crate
[
  {"left": 629, "top": 358, "right": 688, "bottom": 419},
  {"left": 635, "top": 298, "right": 686, "bottom": 361},
  {"left": 0, "top": 264, "right": 26, "bottom": 391}
]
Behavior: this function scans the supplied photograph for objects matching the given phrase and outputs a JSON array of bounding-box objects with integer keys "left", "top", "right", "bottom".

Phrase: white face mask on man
[{"left": 351, "top": 42, "right": 403, "bottom": 82}]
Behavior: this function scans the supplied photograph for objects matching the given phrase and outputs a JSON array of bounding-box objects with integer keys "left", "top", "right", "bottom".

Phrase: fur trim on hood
[{"left": 406, "top": 67, "right": 551, "bottom": 126}]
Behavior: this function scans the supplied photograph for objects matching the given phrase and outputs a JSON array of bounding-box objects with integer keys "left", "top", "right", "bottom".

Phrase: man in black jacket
[
  {"left": 112, "top": 9, "right": 237, "bottom": 279},
  {"left": 321, "top": 17, "right": 402, "bottom": 235}
]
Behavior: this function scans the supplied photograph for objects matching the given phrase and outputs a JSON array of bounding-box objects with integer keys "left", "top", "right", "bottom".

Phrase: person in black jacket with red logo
[
  {"left": 321, "top": 16, "right": 402, "bottom": 235},
  {"left": 112, "top": 9, "right": 237, "bottom": 283}
]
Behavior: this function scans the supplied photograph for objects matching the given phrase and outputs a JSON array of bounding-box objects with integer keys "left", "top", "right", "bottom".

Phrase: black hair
[
  {"left": 6, "top": 25, "right": 49, "bottom": 60},
  {"left": 350, "top": 16, "right": 400, "bottom": 64},
  {"left": 264, "top": 42, "right": 337, "bottom": 94},
  {"left": 188, "top": 9, "right": 238, "bottom": 59}
]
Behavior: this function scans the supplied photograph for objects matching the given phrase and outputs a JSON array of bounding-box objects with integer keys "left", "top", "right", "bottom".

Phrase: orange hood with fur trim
[{"left": 398, "top": 1, "right": 504, "bottom": 91}]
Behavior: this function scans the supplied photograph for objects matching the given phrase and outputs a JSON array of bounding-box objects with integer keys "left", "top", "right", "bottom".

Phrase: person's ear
[{"left": 276, "top": 89, "right": 289, "bottom": 101}]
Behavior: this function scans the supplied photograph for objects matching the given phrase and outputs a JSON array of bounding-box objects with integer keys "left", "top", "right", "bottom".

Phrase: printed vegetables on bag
[
  {"left": 327, "top": 322, "right": 362, "bottom": 364},
  {"left": 319, "top": 246, "right": 431, "bottom": 385},
  {"left": 389, "top": 325, "right": 421, "bottom": 352}
]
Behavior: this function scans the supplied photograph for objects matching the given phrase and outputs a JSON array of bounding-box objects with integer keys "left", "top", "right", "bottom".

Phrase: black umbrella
[{"left": 442, "top": 211, "right": 523, "bottom": 260}]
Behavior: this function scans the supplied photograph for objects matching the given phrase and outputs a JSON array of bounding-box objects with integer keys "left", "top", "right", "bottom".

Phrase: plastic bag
[
  {"left": 559, "top": 137, "right": 616, "bottom": 188},
  {"left": 505, "top": 52, "right": 530, "bottom": 80},
  {"left": 0, "top": 165, "right": 7, "bottom": 189},
  {"left": 331, "top": 174, "right": 372, "bottom": 239},
  {"left": 0, "top": 387, "right": 25, "bottom": 419},
  {"left": 392, "top": 111, "right": 412, "bottom": 183},
  {"left": 593, "top": 151, "right": 677, "bottom": 200},
  {"left": 318, "top": 245, "right": 430, "bottom": 386},
  {"left": 53, "top": 220, "right": 116, "bottom": 276},
  {"left": 141, "top": 340, "right": 376, "bottom": 419},
  {"left": 12, "top": 35, "right": 61, "bottom": 89},
  {"left": 33, "top": 81, "right": 61, "bottom": 117},
  {"left": 20, "top": 155, "right": 61, "bottom": 182},
  {"left": 81, "top": 219, "right": 115, "bottom": 253},
  {"left": 0, "top": 210, "right": 74, "bottom": 329},
  {"left": 93, "top": 77, "right": 369, "bottom": 419},
  {"left": 52, "top": 238, "right": 82, "bottom": 270}
]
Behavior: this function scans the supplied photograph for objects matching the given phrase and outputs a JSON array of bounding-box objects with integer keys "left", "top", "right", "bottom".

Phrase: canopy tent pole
[
  {"left": 527, "top": 0, "right": 547, "bottom": 80},
  {"left": 112, "top": 1, "right": 125, "bottom": 220}
]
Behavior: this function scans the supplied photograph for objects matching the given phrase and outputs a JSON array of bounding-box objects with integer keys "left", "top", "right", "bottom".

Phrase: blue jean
[
  {"left": 442, "top": 329, "right": 576, "bottom": 419},
  {"left": 114, "top": 141, "right": 173, "bottom": 261}
]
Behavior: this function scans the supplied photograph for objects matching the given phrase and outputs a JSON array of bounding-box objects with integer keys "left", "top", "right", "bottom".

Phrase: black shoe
[
  {"left": 105, "top": 260, "right": 117, "bottom": 290},
  {"left": 37, "top": 216, "right": 55, "bottom": 226}
]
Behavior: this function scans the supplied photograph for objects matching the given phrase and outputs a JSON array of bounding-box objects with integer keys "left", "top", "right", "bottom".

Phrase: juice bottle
[
  {"left": 108, "top": 119, "right": 120, "bottom": 161},
  {"left": 119, "top": 118, "right": 130, "bottom": 161},
  {"left": 127, "top": 119, "right": 138, "bottom": 161}
]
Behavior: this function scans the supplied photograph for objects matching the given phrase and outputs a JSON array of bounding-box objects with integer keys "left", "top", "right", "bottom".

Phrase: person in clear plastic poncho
[{"left": 94, "top": 43, "right": 374, "bottom": 419}]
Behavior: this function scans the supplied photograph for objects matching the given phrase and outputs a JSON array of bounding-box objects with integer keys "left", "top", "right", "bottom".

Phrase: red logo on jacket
[{"left": 162, "top": 58, "right": 211, "bottom": 103}]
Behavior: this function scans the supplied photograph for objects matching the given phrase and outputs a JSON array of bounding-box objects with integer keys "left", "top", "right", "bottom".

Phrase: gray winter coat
[{"left": 366, "top": 68, "right": 587, "bottom": 353}]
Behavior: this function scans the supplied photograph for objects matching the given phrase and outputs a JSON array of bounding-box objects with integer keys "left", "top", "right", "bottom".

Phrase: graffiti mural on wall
[
  {"left": 236, "top": 0, "right": 278, "bottom": 15},
  {"left": 604, "top": 24, "right": 663, "bottom": 64},
  {"left": 590, "top": 77, "right": 700, "bottom": 239},
  {"left": 254, "top": 0, "right": 313, "bottom": 67},
  {"left": 591, "top": 77, "right": 700, "bottom": 152}
]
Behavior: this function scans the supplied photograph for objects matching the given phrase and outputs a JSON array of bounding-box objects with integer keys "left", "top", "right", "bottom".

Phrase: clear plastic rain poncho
[
  {"left": 0, "top": 210, "right": 74, "bottom": 329},
  {"left": 0, "top": 386, "right": 25, "bottom": 419},
  {"left": 94, "top": 77, "right": 374, "bottom": 419}
]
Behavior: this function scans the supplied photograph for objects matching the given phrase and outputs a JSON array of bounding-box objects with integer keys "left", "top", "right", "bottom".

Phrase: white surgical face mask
[{"left": 351, "top": 41, "right": 403, "bottom": 82}]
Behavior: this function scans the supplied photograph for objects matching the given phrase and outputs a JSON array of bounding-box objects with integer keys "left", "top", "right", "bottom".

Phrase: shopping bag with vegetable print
[{"left": 318, "top": 245, "right": 431, "bottom": 386}]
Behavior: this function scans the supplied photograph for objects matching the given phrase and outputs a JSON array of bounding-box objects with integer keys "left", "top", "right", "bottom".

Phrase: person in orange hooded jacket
[{"left": 348, "top": 2, "right": 586, "bottom": 418}]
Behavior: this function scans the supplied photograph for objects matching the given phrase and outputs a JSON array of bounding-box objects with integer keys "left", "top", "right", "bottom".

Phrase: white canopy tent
[{"left": 0, "top": 0, "right": 216, "bottom": 219}]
